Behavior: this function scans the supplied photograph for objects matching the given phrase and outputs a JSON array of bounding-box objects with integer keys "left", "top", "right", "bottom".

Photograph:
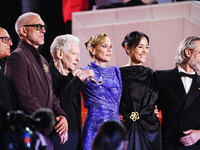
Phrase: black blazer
[
  {"left": 156, "top": 68, "right": 200, "bottom": 150},
  {"left": 50, "top": 62, "right": 84, "bottom": 150},
  {"left": 0, "top": 67, "right": 15, "bottom": 127},
  {"left": 0, "top": 68, "right": 15, "bottom": 112},
  {"left": 0, "top": 66, "right": 16, "bottom": 149}
]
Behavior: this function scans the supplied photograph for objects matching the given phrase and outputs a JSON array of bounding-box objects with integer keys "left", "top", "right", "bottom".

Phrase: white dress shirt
[{"left": 178, "top": 66, "right": 195, "bottom": 94}]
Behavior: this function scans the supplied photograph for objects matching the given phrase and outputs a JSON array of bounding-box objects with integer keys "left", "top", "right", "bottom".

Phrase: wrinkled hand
[
  {"left": 154, "top": 105, "right": 159, "bottom": 117},
  {"left": 77, "top": 69, "right": 94, "bottom": 82},
  {"left": 180, "top": 129, "right": 200, "bottom": 146},
  {"left": 55, "top": 116, "right": 68, "bottom": 136},
  {"left": 59, "top": 131, "right": 68, "bottom": 144}
]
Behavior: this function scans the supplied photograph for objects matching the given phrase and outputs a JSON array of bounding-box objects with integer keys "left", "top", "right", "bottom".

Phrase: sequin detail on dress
[{"left": 81, "top": 62, "right": 122, "bottom": 150}]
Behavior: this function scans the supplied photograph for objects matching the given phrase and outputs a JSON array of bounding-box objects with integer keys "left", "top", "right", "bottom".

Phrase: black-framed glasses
[
  {"left": 23, "top": 24, "right": 47, "bottom": 31},
  {"left": 0, "top": 37, "right": 12, "bottom": 44}
]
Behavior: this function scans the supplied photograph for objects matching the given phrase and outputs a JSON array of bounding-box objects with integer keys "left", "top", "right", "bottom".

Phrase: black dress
[
  {"left": 119, "top": 66, "right": 162, "bottom": 150},
  {"left": 50, "top": 62, "right": 84, "bottom": 150}
]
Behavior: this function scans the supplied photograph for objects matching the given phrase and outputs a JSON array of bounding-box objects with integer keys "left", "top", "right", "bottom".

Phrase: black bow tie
[{"left": 179, "top": 72, "right": 196, "bottom": 79}]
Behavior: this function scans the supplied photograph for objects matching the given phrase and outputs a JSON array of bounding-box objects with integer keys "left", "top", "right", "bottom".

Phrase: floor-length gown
[
  {"left": 81, "top": 62, "right": 122, "bottom": 150},
  {"left": 119, "top": 65, "right": 162, "bottom": 150}
]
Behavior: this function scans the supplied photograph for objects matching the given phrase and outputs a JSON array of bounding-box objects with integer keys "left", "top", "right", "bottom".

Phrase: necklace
[{"left": 88, "top": 65, "right": 103, "bottom": 85}]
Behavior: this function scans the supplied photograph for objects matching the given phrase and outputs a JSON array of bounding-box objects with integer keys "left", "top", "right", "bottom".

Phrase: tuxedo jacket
[
  {"left": 4, "top": 40, "right": 65, "bottom": 118},
  {"left": 156, "top": 67, "right": 200, "bottom": 150}
]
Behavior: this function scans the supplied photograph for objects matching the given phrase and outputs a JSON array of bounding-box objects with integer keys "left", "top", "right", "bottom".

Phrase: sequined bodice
[{"left": 81, "top": 62, "right": 122, "bottom": 150}]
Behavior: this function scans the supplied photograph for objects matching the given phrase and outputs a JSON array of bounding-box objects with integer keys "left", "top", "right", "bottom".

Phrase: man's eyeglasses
[
  {"left": 23, "top": 24, "right": 47, "bottom": 31},
  {"left": 0, "top": 37, "right": 12, "bottom": 44}
]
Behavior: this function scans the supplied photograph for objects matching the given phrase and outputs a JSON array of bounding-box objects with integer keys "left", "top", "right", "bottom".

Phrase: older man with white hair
[
  {"left": 156, "top": 36, "right": 200, "bottom": 150},
  {"left": 50, "top": 34, "right": 93, "bottom": 150}
]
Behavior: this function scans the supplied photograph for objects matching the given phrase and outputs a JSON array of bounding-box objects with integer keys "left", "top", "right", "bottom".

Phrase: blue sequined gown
[{"left": 81, "top": 62, "right": 122, "bottom": 150}]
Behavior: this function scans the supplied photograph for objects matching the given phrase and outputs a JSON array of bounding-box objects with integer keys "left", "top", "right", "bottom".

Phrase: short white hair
[
  {"left": 15, "top": 12, "right": 41, "bottom": 36},
  {"left": 50, "top": 34, "right": 80, "bottom": 58}
]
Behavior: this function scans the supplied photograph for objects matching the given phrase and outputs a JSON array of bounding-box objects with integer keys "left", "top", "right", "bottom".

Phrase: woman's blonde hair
[{"left": 85, "top": 33, "right": 108, "bottom": 57}]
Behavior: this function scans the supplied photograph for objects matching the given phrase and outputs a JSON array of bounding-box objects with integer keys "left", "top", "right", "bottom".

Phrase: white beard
[{"left": 188, "top": 54, "right": 200, "bottom": 71}]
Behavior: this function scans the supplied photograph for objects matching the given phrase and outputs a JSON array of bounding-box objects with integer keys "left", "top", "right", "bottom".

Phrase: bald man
[
  {"left": 0, "top": 27, "right": 16, "bottom": 149},
  {"left": 4, "top": 12, "right": 68, "bottom": 149}
]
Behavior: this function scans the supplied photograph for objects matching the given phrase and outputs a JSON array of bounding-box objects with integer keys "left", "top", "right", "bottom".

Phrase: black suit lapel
[
  {"left": 183, "top": 76, "right": 200, "bottom": 110},
  {"left": 168, "top": 68, "right": 187, "bottom": 100},
  {"left": 0, "top": 66, "right": 3, "bottom": 75}
]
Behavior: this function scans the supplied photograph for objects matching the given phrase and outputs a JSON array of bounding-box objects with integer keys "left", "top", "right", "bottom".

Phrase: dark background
[{"left": 0, "top": 0, "right": 68, "bottom": 62}]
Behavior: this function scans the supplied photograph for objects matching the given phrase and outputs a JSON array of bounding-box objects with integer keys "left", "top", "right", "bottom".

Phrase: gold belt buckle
[{"left": 130, "top": 112, "right": 140, "bottom": 122}]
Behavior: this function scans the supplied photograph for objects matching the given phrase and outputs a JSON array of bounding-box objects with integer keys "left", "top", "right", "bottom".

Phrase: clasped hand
[{"left": 55, "top": 116, "right": 68, "bottom": 144}]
